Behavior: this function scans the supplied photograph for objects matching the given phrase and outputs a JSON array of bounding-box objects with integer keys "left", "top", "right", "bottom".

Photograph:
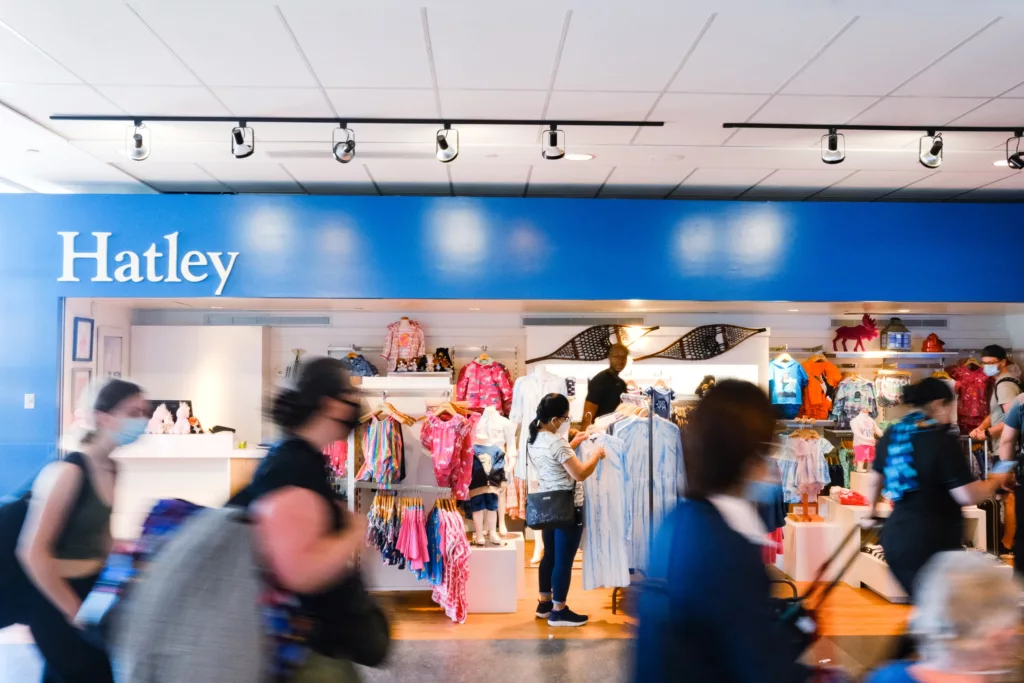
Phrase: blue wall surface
[{"left": 1, "top": 194, "right": 1023, "bottom": 492}]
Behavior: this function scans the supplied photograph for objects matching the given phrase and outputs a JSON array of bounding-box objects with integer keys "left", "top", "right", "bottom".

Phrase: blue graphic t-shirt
[{"left": 768, "top": 358, "right": 808, "bottom": 406}]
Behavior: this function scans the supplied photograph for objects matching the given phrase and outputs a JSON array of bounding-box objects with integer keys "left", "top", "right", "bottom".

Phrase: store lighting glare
[
  {"left": 332, "top": 127, "right": 356, "bottom": 163},
  {"left": 436, "top": 125, "right": 459, "bottom": 163},
  {"left": 126, "top": 121, "right": 150, "bottom": 161},
  {"left": 820, "top": 128, "right": 845, "bottom": 165},
  {"left": 231, "top": 125, "right": 254, "bottom": 159},
  {"left": 565, "top": 153, "right": 594, "bottom": 161},
  {"left": 787, "top": 309, "right": 800, "bottom": 312},
  {"left": 994, "top": 160, "right": 1010, "bottom": 167},
  {"left": 919, "top": 131, "right": 942, "bottom": 169},
  {"left": 1006, "top": 132, "right": 1024, "bottom": 170},
  {"left": 898, "top": 309, "right": 910, "bottom": 313},
  {"left": 542, "top": 125, "right": 566, "bottom": 160}
]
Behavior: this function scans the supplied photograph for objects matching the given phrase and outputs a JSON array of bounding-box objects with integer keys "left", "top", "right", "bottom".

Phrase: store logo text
[{"left": 57, "top": 232, "right": 239, "bottom": 296}]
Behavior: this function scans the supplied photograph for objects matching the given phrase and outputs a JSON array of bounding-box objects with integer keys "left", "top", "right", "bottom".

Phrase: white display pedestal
[
  {"left": 850, "top": 471, "right": 872, "bottom": 499},
  {"left": 962, "top": 506, "right": 986, "bottom": 552},
  {"left": 781, "top": 519, "right": 843, "bottom": 582},
  {"left": 819, "top": 496, "right": 875, "bottom": 587},
  {"left": 466, "top": 542, "right": 518, "bottom": 613},
  {"left": 505, "top": 532, "right": 527, "bottom": 599}
]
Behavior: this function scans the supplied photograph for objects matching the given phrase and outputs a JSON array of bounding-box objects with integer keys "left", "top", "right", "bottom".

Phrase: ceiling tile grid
[{"left": 0, "top": 2, "right": 1021, "bottom": 199}]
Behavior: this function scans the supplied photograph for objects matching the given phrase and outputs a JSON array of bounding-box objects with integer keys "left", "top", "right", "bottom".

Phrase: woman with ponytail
[
  {"left": 0, "top": 378, "right": 147, "bottom": 683},
  {"left": 866, "top": 377, "right": 1010, "bottom": 597},
  {"left": 527, "top": 393, "right": 604, "bottom": 627}
]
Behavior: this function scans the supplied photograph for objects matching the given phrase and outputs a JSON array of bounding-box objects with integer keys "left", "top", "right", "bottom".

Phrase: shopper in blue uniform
[{"left": 632, "top": 380, "right": 817, "bottom": 683}]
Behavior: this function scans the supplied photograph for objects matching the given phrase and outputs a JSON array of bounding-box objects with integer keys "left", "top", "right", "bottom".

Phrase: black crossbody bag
[{"left": 525, "top": 489, "right": 577, "bottom": 530}]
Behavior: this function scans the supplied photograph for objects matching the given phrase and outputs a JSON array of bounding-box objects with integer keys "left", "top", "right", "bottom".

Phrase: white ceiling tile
[
  {"left": 815, "top": 170, "right": 935, "bottom": 199},
  {"left": 783, "top": 15, "right": 996, "bottom": 97},
  {"left": 0, "top": 84, "right": 124, "bottom": 139},
  {"left": 448, "top": 164, "right": 529, "bottom": 196},
  {"left": 670, "top": 12, "right": 854, "bottom": 94},
  {"left": 527, "top": 163, "right": 613, "bottom": 196},
  {"left": 278, "top": 6, "right": 432, "bottom": 89},
  {"left": 672, "top": 168, "right": 774, "bottom": 197},
  {"left": 128, "top": 3, "right": 315, "bottom": 88},
  {"left": 948, "top": 98, "right": 1024, "bottom": 127},
  {"left": 546, "top": 91, "right": 658, "bottom": 144},
  {"left": 427, "top": 8, "right": 563, "bottom": 90},
  {"left": 112, "top": 162, "right": 229, "bottom": 193},
  {"left": 958, "top": 171, "right": 1024, "bottom": 200},
  {"left": 895, "top": 18, "right": 1024, "bottom": 97},
  {"left": 744, "top": 168, "right": 855, "bottom": 199},
  {"left": 439, "top": 90, "right": 545, "bottom": 119},
  {"left": 727, "top": 95, "right": 877, "bottom": 147},
  {"left": 0, "top": 2, "right": 198, "bottom": 86},
  {"left": 852, "top": 97, "right": 988, "bottom": 126},
  {"left": 95, "top": 86, "right": 229, "bottom": 116},
  {"left": 1003, "top": 84, "right": 1024, "bottom": 98},
  {"left": 0, "top": 23, "right": 78, "bottom": 84},
  {"left": 277, "top": 160, "right": 376, "bottom": 195},
  {"left": 554, "top": 9, "right": 710, "bottom": 91},
  {"left": 600, "top": 166, "right": 692, "bottom": 197},
  {"left": 330, "top": 89, "right": 438, "bottom": 118},
  {"left": 634, "top": 93, "right": 767, "bottom": 146},
  {"left": 884, "top": 171, "right": 1016, "bottom": 199},
  {"left": 199, "top": 162, "right": 303, "bottom": 194},
  {"left": 212, "top": 87, "right": 332, "bottom": 117},
  {"left": 367, "top": 160, "right": 450, "bottom": 195}
]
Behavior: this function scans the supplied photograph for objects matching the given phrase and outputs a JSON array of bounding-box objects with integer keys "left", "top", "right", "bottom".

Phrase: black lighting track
[
  {"left": 723, "top": 122, "right": 1024, "bottom": 134},
  {"left": 51, "top": 114, "right": 664, "bottom": 127}
]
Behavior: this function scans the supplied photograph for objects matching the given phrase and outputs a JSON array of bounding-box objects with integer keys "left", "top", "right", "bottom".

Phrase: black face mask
[{"left": 335, "top": 398, "right": 361, "bottom": 431}]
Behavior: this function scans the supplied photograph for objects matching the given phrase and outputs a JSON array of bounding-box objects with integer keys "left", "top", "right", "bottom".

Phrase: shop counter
[{"left": 111, "top": 434, "right": 266, "bottom": 539}]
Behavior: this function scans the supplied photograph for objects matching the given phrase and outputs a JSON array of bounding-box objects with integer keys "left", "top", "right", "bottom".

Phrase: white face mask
[
  {"left": 556, "top": 418, "right": 570, "bottom": 437},
  {"left": 983, "top": 364, "right": 1001, "bottom": 377}
]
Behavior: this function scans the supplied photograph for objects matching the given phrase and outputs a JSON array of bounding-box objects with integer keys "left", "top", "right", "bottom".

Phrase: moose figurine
[{"left": 833, "top": 314, "right": 879, "bottom": 352}]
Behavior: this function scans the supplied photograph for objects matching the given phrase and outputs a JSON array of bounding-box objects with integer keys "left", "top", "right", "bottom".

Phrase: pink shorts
[{"left": 854, "top": 444, "right": 876, "bottom": 464}]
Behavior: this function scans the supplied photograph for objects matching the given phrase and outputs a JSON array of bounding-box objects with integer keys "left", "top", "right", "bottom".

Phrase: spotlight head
[
  {"left": 820, "top": 128, "right": 845, "bottom": 165},
  {"left": 126, "top": 121, "right": 150, "bottom": 161},
  {"left": 1006, "top": 132, "right": 1024, "bottom": 170},
  {"left": 919, "top": 131, "right": 942, "bottom": 169},
  {"left": 332, "top": 127, "right": 356, "bottom": 163},
  {"left": 435, "top": 126, "right": 459, "bottom": 163},
  {"left": 542, "top": 126, "right": 565, "bottom": 160},
  {"left": 231, "top": 125, "right": 254, "bottom": 159}
]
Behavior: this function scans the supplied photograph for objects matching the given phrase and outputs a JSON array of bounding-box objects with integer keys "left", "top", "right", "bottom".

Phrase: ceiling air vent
[
  {"left": 202, "top": 314, "right": 331, "bottom": 326},
  {"left": 521, "top": 316, "right": 646, "bottom": 326},
  {"left": 831, "top": 317, "right": 947, "bottom": 329}
]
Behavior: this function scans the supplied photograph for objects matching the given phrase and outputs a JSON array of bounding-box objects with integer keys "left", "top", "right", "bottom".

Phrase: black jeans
[
  {"left": 0, "top": 570, "right": 112, "bottom": 683},
  {"left": 538, "top": 523, "right": 583, "bottom": 604}
]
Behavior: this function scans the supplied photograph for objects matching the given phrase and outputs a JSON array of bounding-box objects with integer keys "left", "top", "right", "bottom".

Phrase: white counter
[{"left": 111, "top": 433, "right": 264, "bottom": 539}]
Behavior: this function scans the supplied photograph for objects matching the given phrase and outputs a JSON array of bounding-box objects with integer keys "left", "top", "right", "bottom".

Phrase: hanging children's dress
[
  {"left": 355, "top": 415, "right": 406, "bottom": 484},
  {"left": 577, "top": 433, "right": 631, "bottom": 590},
  {"left": 420, "top": 412, "right": 479, "bottom": 500}
]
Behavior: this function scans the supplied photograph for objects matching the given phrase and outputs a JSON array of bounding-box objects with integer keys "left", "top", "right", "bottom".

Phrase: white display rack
[{"left": 830, "top": 351, "right": 959, "bottom": 360}]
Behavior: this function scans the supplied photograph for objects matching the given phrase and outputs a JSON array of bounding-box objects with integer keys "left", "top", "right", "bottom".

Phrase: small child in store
[{"left": 851, "top": 409, "right": 882, "bottom": 472}]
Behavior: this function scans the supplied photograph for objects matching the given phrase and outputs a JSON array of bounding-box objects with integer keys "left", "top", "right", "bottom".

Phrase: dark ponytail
[
  {"left": 269, "top": 357, "right": 350, "bottom": 431},
  {"left": 902, "top": 376, "right": 954, "bottom": 407},
  {"left": 527, "top": 393, "right": 571, "bottom": 445}
]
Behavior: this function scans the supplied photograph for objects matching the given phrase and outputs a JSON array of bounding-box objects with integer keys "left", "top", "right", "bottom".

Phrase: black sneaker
[
  {"left": 535, "top": 600, "right": 553, "bottom": 619},
  {"left": 548, "top": 607, "right": 588, "bottom": 627}
]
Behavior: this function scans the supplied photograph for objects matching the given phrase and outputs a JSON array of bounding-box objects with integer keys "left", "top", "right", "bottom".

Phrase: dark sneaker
[
  {"left": 548, "top": 607, "right": 588, "bottom": 627},
  {"left": 535, "top": 600, "right": 553, "bottom": 619}
]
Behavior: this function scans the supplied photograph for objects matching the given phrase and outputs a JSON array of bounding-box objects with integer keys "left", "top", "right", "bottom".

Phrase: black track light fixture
[
  {"left": 542, "top": 125, "right": 565, "bottom": 160},
  {"left": 919, "top": 131, "right": 943, "bottom": 169},
  {"left": 1007, "top": 131, "right": 1024, "bottom": 170},
  {"left": 820, "top": 128, "right": 845, "bottom": 165},
  {"left": 436, "top": 124, "right": 459, "bottom": 163},
  {"left": 231, "top": 124, "right": 254, "bottom": 159},
  {"left": 333, "top": 126, "right": 356, "bottom": 164},
  {"left": 126, "top": 119, "right": 150, "bottom": 161}
]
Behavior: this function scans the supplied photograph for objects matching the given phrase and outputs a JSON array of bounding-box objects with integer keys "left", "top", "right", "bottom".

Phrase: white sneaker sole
[{"left": 548, "top": 618, "right": 588, "bottom": 627}]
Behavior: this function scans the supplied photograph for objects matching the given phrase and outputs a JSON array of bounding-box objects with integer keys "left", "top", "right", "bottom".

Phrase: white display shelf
[
  {"left": 830, "top": 351, "right": 959, "bottom": 360},
  {"left": 112, "top": 432, "right": 235, "bottom": 459},
  {"left": 857, "top": 553, "right": 909, "bottom": 604}
]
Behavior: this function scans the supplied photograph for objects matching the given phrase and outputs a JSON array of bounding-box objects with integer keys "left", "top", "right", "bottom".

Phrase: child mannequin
[{"left": 851, "top": 409, "right": 883, "bottom": 472}]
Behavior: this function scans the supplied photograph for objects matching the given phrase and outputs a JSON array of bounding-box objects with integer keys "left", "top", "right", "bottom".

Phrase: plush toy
[
  {"left": 146, "top": 403, "right": 172, "bottom": 435},
  {"left": 417, "top": 355, "right": 428, "bottom": 372},
  {"left": 432, "top": 347, "right": 453, "bottom": 372},
  {"left": 188, "top": 415, "right": 204, "bottom": 434},
  {"left": 832, "top": 314, "right": 879, "bottom": 352},
  {"left": 172, "top": 402, "right": 192, "bottom": 435}
]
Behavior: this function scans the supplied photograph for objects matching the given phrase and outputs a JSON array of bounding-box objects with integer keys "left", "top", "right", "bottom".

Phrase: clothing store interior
[{"left": 51, "top": 296, "right": 1024, "bottom": 651}]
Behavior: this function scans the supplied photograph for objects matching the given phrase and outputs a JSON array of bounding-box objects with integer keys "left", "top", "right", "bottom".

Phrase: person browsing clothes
[
  {"left": 969, "top": 344, "right": 1021, "bottom": 449},
  {"left": 580, "top": 343, "right": 629, "bottom": 430},
  {"left": 0, "top": 379, "right": 149, "bottom": 683}
]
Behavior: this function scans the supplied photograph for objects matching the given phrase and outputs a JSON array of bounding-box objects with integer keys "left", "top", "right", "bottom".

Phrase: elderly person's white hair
[{"left": 910, "top": 551, "right": 1022, "bottom": 674}]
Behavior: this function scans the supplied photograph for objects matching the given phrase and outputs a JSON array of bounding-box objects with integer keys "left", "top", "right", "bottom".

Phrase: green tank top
[{"left": 53, "top": 452, "right": 112, "bottom": 560}]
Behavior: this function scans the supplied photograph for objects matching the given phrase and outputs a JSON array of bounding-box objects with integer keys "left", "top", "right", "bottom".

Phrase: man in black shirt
[{"left": 581, "top": 343, "right": 629, "bottom": 429}]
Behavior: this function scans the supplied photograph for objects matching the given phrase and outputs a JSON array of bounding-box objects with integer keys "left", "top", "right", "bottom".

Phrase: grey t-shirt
[
  {"left": 527, "top": 431, "right": 584, "bottom": 506},
  {"left": 990, "top": 373, "right": 1022, "bottom": 441}
]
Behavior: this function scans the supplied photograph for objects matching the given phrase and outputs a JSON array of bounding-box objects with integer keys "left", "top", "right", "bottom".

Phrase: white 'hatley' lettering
[{"left": 57, "top": 232, "right": 239, "bottom": 296}]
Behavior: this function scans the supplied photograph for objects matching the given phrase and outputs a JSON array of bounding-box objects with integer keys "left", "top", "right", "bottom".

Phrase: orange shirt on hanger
[{"left": 799, "top": 358, "right": 843, "bottom": 420}]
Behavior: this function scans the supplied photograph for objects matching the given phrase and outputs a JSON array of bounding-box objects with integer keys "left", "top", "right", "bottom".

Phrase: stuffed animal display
[{"left": 146, "top": 403, "right": 174, "bottom": 435}]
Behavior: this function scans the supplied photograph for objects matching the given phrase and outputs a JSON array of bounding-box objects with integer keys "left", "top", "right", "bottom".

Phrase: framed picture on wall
[
  {"left": 71, "top": 367, "right": 92, "bottom": 413},
  {"left": 72, "top": 317, "right": 95, "bottom": 362},
  {"left": 98, "top": 327, "right": 124, "bottom": 379}
]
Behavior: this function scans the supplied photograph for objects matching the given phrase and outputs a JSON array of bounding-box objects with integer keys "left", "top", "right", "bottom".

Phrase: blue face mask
[
  {"left": 744, "top": 479, "right": 779, "bottom": 504},
  {"left": 114, "top": 417, "right": 148, "bottom": 447},
  {"left": 983, "top": 364, "right": 1001, "bottom": 377}
]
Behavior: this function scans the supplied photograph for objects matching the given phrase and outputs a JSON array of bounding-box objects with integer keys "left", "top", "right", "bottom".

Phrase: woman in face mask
[
  {"left": 0, "top": 378, "right": 147, "bottom": 683},
  {"left": 527, "top": 392, "right": 604, "bottom": 627},
  {"left": 632, "top": 379, "right": 827, "bottom": 683}
]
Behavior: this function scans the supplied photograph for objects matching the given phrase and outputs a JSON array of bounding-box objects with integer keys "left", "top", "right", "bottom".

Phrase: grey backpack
[{"left": 112, "top": 506, "right": 268, "bottom": 683}]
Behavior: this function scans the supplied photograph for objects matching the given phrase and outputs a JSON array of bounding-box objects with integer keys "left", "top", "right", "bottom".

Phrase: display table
[
  {"left": 503, "top": 532, "right": 527, "bottom": 599},
  {"left": 819, "top": 496, "right": 888, "bottom": 587},
  {"left": 849, "top": 471, "right": 872, "bottom": 499},
  {"left": 111, "top": 433, "right": 256, "bottom": 539},
  {"left": 466, "top": 542, "right": 518, "bottom": 613},
  {"left": 781, "top": 519, "right": 843, "bottom": 582}
]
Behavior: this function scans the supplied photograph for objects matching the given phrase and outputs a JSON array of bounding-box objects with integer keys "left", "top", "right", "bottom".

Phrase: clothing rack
[
  {"left": 327, "top": 344, "right": 384, "bottom": 354},
  {"left": 355, "top": 481, "right": 453, "bottom": 495}
]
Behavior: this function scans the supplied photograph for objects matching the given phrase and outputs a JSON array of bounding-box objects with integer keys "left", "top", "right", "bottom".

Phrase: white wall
[
  {"left": 61, "top": 299, "right": 133, "bottom": 433},
  {"left": 129, "top": 326, "right": 265, "bottom": 444}
]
